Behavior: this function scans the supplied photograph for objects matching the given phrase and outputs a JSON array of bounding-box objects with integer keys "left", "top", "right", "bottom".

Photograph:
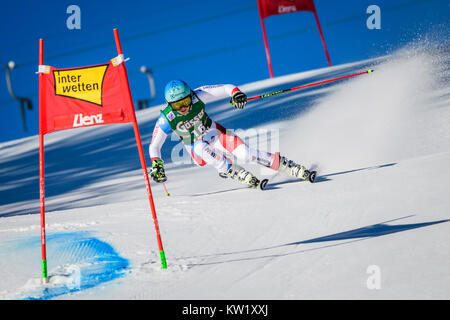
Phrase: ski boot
[
  {"left": 225, "top": 164, "right": 261, "bottom": 189},
  {"left": 278, "top": 155, "right": 316, "bottom": 183}
]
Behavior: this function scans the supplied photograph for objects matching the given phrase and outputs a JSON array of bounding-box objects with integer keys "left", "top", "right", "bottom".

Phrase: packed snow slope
[{"left": 0, "top": 43, "right": 449, "bottom": 299}]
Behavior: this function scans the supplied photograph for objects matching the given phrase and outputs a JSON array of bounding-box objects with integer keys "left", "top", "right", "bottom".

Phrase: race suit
[{"left": 149, "top": 84, "right": 280, "bottom": 173}]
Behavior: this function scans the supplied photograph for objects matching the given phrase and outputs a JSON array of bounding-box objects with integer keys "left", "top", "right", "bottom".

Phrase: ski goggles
[{"left": 170, "top": 95, "right": 192, "bottom": 111}]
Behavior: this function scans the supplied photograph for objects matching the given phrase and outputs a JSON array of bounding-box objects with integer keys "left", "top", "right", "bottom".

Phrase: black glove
[
  {"left": 231, "top": 90, "right": 247, "bottom": 109},
  {"left": 150, "top": 159, "right": 167, "bottom": 183}
]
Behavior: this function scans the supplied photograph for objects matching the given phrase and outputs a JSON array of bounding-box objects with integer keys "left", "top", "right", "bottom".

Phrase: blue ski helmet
[{"left": 164, "top": 80, "right": 191, "bottom": 103}]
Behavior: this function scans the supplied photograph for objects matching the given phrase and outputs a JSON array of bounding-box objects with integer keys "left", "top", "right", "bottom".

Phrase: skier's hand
[
  {"left": 231, "top": 90, "right": 247, "bottom": 109},
  {"left": 150, "top": 159, "right": 167, "bottom": 183}
]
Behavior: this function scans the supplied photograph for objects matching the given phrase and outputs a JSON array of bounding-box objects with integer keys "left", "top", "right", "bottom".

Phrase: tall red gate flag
[
  {"left": 258, "top": 0, "right": 316, "bottom": 18},
  {"left": 37, "top": 30, "right": 167, "bottom": 285},
  {"left": 257, "top": 0, "right": 332, "bottom": 78},
  {"left": 39, "top": 56, "right": 134, "bottom": 134}
]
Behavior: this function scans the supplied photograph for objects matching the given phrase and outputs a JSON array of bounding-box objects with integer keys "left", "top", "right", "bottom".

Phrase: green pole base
[
  {"left": 160, "top": 250, "right": 167, "bottom": 269},
  {"left": 42, "top": 259, "right": 48, "bottom": 284}
]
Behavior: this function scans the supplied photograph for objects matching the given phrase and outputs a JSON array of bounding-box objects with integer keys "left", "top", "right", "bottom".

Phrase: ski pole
[
  {"left": 162, "top": 182, "right": 170, "bottom": 197},
  {"left": 247, "top": 69, "right": 374, "bottom": 102}
]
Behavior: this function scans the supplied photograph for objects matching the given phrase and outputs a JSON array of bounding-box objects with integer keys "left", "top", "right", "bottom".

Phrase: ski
[
  {"left": 307, "top": 170, "right": 317, "bottom": 183},
  {"left": 259, "top": 178, "right": 269, "bottom": 190},
  {"left": 247, "top": 176, "right": 269, "bottom": 190},
  {"left": 221, "top": 168, "right": 316, "bottom": 190},
  {"left": 256, "top": 170, "right": 316, "bottom": 190}
]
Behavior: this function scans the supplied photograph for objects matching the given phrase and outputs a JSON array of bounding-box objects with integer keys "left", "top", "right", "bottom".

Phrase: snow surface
[{"left": 0, "top": 43, "right": 449, "bottom": 300}]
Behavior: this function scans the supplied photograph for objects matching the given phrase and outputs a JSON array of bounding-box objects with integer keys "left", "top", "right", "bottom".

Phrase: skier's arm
[
  {"left": 149, "top": 114, "right": 171, "bottom": 161},
  {"left": 149, "top": 114, "right": 171, "bottom": 183},
  {"left": 195, "top": 84, "right": 246, "bottom": 108}
]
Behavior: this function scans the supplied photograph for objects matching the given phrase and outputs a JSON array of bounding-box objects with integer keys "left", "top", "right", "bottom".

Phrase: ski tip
[
  {"left": 367, "top": 69, "right": 374, "bottom": 74},
  {"left": 259, "top": 179, "right": 269, "bottom": 190},
  {"left": 308, "top": 171, "right": 317, "bottom": 183}
]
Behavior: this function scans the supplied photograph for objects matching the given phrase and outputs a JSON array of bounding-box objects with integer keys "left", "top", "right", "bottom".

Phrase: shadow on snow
[{"left": 181, "top": 216, "right": 449, "bottom": 266}]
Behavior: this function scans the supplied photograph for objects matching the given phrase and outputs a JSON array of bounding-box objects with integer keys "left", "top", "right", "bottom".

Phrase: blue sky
[{"left": 0, "top": 0, "right": 448, "bottom": 143}]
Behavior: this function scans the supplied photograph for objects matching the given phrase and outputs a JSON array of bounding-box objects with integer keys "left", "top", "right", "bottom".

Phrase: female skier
[{"left": 149, "top": 79, "right": 315, "bottom": 189}]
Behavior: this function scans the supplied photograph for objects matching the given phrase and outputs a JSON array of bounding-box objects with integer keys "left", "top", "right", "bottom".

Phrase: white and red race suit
[{"left": 149, "top": 84, "right": 281, "bottom": 173}]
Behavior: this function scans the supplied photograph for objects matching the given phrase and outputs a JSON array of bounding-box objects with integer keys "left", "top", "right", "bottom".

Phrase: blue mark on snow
[{"left": 15, "top": 231, "right": 129, "bottom": 300}]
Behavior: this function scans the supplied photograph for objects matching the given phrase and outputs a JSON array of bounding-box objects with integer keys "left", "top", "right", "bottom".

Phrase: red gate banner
[
  {"left": 39, "top": 58, "right": 134, "bottom": 134},
  {"left": 258, "top": 0, "right": 316, "bottom": 19}
]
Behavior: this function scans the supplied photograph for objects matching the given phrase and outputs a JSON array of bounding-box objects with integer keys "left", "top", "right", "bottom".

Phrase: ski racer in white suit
[{"left": 149, "top": 80, "right": 315, "bottom": 188}]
